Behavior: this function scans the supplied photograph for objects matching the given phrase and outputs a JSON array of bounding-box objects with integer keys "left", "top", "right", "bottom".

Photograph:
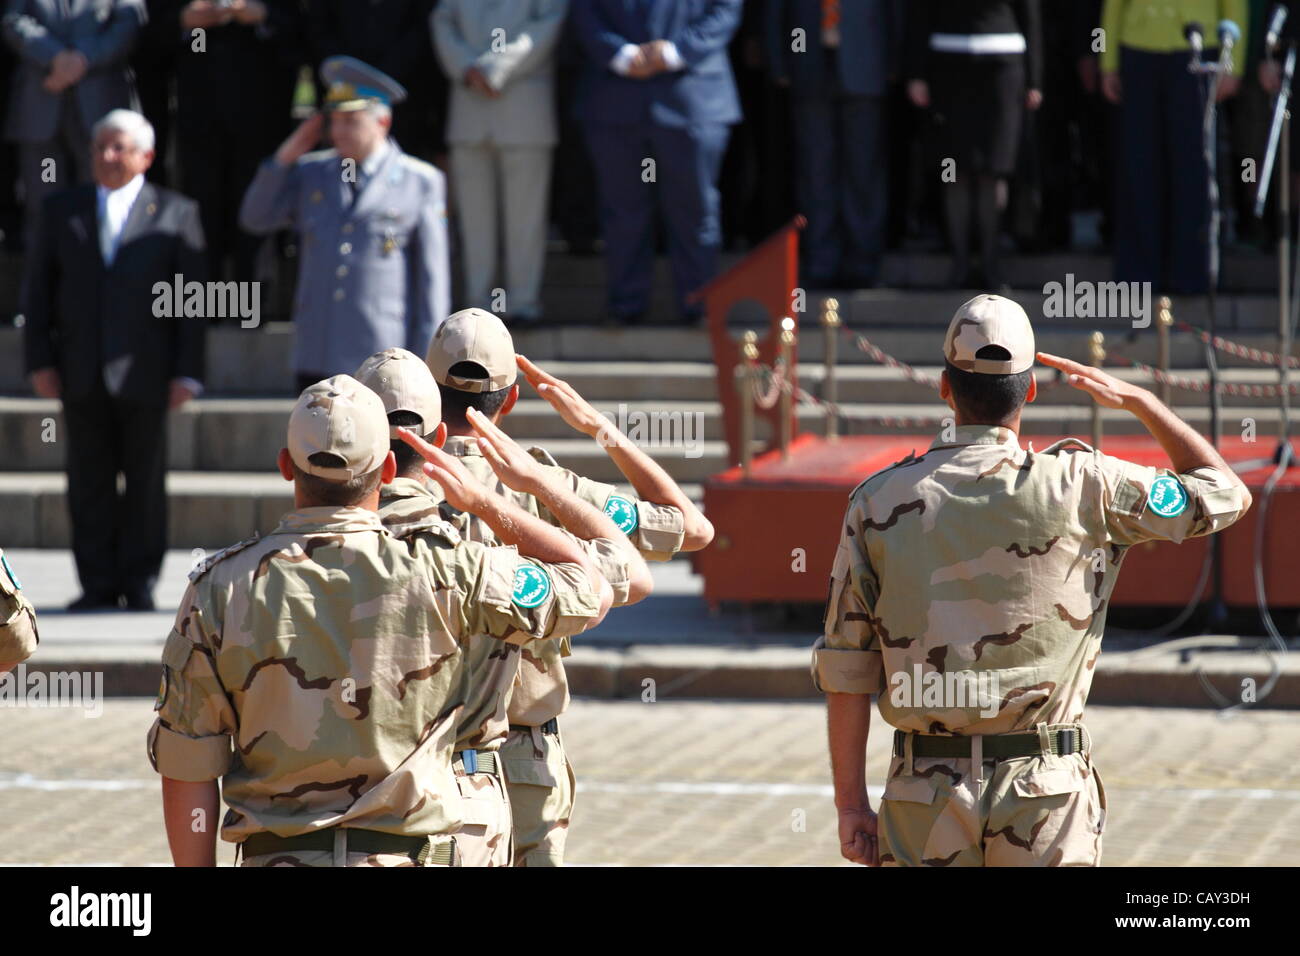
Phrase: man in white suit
[{"left": 432, "top": 0, "right": 567, "bottom": 325}]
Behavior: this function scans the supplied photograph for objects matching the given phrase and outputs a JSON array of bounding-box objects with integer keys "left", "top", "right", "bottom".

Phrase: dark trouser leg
[
  {"left": 62, "top": 391, "right": 121, "bottom": 600},
  {"left": 115, "top": 398, "right": 168, "bottom": 598},
  {"left": 944, "top": 178, "right": 973, "bottom": 286},
  {"left": 584, "top": 124, "right": 656, "bottom": 318},
  {"left": 840, "top": 94, "right": 887, "bottom": 286},
  {"left": 1114, "top": 47, "right": 1164, "bottom": 287},
  {"left": 975, "top": 173, "right": 1003, "bottom": 285},
  {"left": 650, "top": 121, "right": 729, "bottom": 320},
  {"left": 1167, "top": 50, "right": 1212, "bottom": 294},
  {"left": 792, "top": 92, "right": 841, "bottom": 284}
]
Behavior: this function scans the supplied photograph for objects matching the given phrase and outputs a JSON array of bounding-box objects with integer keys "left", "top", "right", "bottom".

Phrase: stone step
[
  {"left": 5, "top": 318, "right": 1294, "bottom": 396},
  {"left": 0, "top": 471, "right": 707, "bottom": 549}
]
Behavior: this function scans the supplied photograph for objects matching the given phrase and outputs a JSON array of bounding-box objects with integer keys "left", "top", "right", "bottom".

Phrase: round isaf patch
[
  {"left": 604, "top": 494, "right": 639, "bottom": 535},
  {"left": 1147, "top": 475, "right": 1188, "bottom": 517},
  {"left": 154, "top": 670, "right": 169, "bottom": 712},
  {"left": 512, "top": 563, "right": 553, "bottom": 609}
]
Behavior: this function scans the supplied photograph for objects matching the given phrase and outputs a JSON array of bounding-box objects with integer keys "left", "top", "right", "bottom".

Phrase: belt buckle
[
  {"left": 1057, "top": 727, "right": 1079, "bottom": 756},
  {"left": 460, "top": 749, "right": 478, "bottom": 774}
]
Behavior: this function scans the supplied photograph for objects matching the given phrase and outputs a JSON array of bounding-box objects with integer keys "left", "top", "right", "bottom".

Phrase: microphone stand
[
  {"left": 1189, "top": 35, "right": 1232, "bottom": 629},
  {"left": 1257, "top": 42, "right": 1298, "bottom": 469}
]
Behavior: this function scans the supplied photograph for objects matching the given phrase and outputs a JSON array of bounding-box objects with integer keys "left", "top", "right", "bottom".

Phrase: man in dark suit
[
  {"left": 766, "top": 0, "right": 900, "bottom": 289},
  {"left": 571, "top": 0, "right": 743, "bottom": 325},
  {"left": 22, "top": 108, "right": 207, "bottom": 611}
]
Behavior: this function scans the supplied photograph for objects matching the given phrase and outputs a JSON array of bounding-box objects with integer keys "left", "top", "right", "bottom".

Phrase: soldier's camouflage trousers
[
  {"left": 878, "top": 748, "right": 1107, "bottom": 867},
  {"left": 501, "top": 724, "right": 575, "bottom": 867},
  {"left": 453, "top": 750, "right": 513, "bottom": 867}
]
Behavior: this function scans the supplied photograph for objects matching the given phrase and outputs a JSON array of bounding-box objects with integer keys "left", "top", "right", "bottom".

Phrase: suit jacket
[
  {"left": 764, "top": 0, "right": 902, "bottom": 98},
  {"left": 22, "top": 180, "right": 208, "bottom": 402},
  {"left": 433, "top": 0, "right": 568, "bottom": 147},
  {"left": 238, "top": 140, "right": 451, "bottom": 376},
  {"left": 571, "top": 0, "right": 743, "bottom": 128},
  {"left": 1, "top": 0, "right": 144, "bottom": 142}
]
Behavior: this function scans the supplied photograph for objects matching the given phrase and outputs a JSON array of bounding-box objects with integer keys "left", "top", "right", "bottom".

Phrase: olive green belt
[
  {"left": 453, "top": 749, "right": 500, "bottom": 776},
  {"left": 242, "top": 828, "right": 455, "bottom": 865},
  {"left": 893, "top": 724, "right": 1089, "bottom": 760},
  {"left": 509, "top": 717, "right": 558, "bottom": 735}
]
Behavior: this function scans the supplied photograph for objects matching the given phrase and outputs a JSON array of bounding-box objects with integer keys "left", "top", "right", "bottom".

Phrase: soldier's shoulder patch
[
  {"left": 512, "top": 563, "right": 553, "bottom": 609},
  {"left": 604, "top": 493, "right": 639, "bottom": 534},
  {"left": 526, "top": 445, "right": 561, "bottom": 467},
  {"left": 1147, "top": 475, "right": 1189, "bottom": 517},
  {"left": 154, "top": 670, "right": 169, "bottom": 711},
  {"left": 188, "top": 534, "right": 262, "bottom": 583}
]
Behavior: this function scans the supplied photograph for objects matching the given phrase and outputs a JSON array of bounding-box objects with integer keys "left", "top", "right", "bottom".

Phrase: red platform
[{"left": 692, "top": 432, "right": 1300, "bottom": 608}]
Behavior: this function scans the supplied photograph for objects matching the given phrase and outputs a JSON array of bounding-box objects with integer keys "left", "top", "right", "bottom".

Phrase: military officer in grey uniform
[
  {"left": 0, "top": 549, "right": 38, "bottom": 672},
  {"left": 239, "top": 55, "right": 450, "bottom": 391}
]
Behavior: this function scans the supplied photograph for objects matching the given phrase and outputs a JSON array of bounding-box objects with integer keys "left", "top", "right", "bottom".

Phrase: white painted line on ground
[{"left": 0, "top": 773, "right": 154, "bottom": 791}]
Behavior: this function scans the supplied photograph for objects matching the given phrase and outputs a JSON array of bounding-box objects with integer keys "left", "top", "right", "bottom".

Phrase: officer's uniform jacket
[
  {"left": 146, "top": 505, "right": 601, "bottom": 844},
  {"left": 238, "top": 139, "right": 450, "bottom": 375}
]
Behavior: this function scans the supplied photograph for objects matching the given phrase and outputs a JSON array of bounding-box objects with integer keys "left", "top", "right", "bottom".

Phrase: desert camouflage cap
[
  {"left": 427, "top": 308, "right": 517, "bottom": 393},
  {"left": 288, "top": 375, "right": 389, "bottom": 480},
  {"left": 355, "top": 347, "right": 442, "bottom": 439},
  {"left": 944, "top": 294, "right": 1036, "bottom": 375}
]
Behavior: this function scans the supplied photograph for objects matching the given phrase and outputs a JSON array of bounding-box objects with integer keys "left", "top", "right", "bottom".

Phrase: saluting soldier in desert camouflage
[
  {"left": 355, "top": 346, "right": 651, "bottom": 866},
  {"left": 147, "top": 374, "right": 614, "bottom": 866},
  {"left": 817, "top": 294, "right": 1252, "bottom": 867},
  {"left": 425, "top": 308, "right": 714, "bottom": 865}
]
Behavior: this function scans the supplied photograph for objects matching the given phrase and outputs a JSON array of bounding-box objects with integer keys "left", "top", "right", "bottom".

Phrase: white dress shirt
[{"left": 97, "top": 173, "right": 145, "bottom": 266}]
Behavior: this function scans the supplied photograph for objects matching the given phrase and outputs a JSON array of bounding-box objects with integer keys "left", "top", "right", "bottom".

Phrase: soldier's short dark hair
[
  {"left": 292, "top": 452, "right": 384, "bottom": 506},
  {"left": 438, "top": 361, "right": 512, "bottom": 429},
  {"left": 944, "top": 348, "right": 1031, "bottom": 424},
  {"left": 388, "top": 410, "right": 427, "bottom": 477}
]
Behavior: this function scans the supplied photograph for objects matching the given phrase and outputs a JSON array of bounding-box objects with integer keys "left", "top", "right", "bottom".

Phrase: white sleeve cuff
[
  {"left": 610, "top": 43, "right": 640, "bottom": 75},
  {"left": 174, "top": 376, "right": 204, "bottom": 398},
  {"left": 661, "top": 41, "right": 684, "bottom": 70}
]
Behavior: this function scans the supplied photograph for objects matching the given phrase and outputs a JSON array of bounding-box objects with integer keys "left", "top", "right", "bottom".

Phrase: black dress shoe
[
  {"left": 67, "top": 593, "right": 120, "bottom": 612},
  {"left": 123, "top": 590, "right": 156, "bottom": 612}
]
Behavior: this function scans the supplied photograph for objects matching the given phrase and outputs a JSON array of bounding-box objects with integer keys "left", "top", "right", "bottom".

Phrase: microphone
[
  {"left": 1185, "top": 21, "right": 1205, "bottom": 57},
  {"left": 1266, "top": 4, "right": 1289, "bottom": 53},
  {"left": 1217, "top": 19, "right": 1241, "bottom": 52}
]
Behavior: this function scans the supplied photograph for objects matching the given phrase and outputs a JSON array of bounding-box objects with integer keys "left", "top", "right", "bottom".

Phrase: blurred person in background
[
  {"left": 1101, "top": 0, "right": 1246, "bottom": 294},
  {"left": 906, "top": 0, "right": 1042, "bottom": 290},
  {"left": 571, "top": 0, "right": 743, "bottom": 326},
  {"left": 2, "top": 0, "right": 145, "bottom": 250},
  {"left": 433, "top": 0, "right": 568, "bottom": 326}
]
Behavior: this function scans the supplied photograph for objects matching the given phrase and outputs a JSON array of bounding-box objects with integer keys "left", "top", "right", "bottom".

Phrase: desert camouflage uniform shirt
[
  {"left": 378, "top": 476, "right": 519, "bottom": 752},
  {"left": 439, "top": 435, "right": 685, "bottom": 726},
  {"left": 815, "top": 424, "right": 1249, "bottom": 732},
  {"left": 146, "top": 505, "right": 602, "bottom": 844}
]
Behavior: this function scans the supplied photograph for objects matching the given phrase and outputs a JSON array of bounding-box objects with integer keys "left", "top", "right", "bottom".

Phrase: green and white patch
[
  {"left": 1147, "top": 475, "right": 1188, "bottom": 518},
  {"left": 604, "top": 494, "right": 639, "bottom": 535},
  {"left": 512, "top": 563, "right": 553, "bottom": 609}
]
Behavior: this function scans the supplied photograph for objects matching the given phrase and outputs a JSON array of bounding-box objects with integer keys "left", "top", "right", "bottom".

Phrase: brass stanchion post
[
  {"left": 1090, "top": 331, "right": 1105, "bottom": 448},
  {"left": 821, "top": 298, "right": 840, "bottom": 440},
  {"left": 736, "top": 330, "right": 758, "bottom": 476}
]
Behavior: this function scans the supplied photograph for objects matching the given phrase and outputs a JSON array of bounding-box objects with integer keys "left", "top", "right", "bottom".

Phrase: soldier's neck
[{"left": 953, "top": 412, "right": 1022, "bottom": 435}]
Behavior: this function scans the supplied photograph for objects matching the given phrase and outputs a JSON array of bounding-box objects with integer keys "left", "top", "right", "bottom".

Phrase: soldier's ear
[
  {"left": 1026, "top": 373, "right": 1038, "bottom": 404},
  {"left": 432, "top": 422, "right": 448, "bottom": 448},
  {"left": 381, "top": 450, "right": 397, "bottom": 485},
  {"left": 499, "top": 384, "right": 520, "bottom": 418},
  {"left": 938, "top": 370, "right": 951, "bottom": 402},
  {"left": 277, "top": 448, "right": 295, "bottom": 481}
]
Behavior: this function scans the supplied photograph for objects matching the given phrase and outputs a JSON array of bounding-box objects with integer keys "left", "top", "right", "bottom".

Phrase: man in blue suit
[
  {"left": 571, "top": 0, "right": 742, "bottom": 325},
  {"left": 766, "top": 0, "right": 900, "bottom": 289}
]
